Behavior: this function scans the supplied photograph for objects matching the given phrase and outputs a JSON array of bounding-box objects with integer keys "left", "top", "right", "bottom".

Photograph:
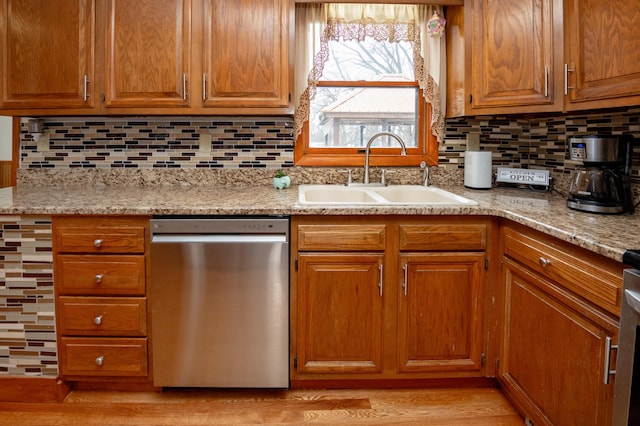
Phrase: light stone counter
[{"left": 0, "top": 183, "right": 638, "bottom": 264}]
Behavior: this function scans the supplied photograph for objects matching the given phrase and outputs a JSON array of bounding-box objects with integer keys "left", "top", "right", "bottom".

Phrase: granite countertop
[{"left": 1, "top": 184, "right": 639, "bottom": 264}]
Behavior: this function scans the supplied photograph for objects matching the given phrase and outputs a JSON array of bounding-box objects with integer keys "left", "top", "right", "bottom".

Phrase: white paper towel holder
[{"left": 464, "top": 151, "right": 492, "bottom": 189}]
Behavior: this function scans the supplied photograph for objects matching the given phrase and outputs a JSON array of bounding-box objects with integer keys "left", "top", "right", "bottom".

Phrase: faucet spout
[{"left": 364, "top": 132, "right": 407, "bottom": 184}]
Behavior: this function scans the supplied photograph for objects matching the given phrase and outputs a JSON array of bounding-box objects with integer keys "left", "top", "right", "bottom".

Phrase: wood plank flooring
[{"left": 0, "top": 387, "right": 524, "bottom": 425}]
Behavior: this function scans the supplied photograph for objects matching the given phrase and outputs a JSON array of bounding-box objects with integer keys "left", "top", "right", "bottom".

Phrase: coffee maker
[{"left": 567, "top": 135, "right": 635, "bottom": 214}]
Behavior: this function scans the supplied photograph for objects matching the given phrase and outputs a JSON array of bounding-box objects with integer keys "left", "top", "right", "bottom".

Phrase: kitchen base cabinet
[
  {"left": 398, "top": 253, "right": 484, "bottom": 373},
  {"left": 499, "top": 222, "right": 622, "bottom": 425},
  {"left": 53, "top": 216, "right": 152, "bottom": 386},
  {"left": 291, "top": 216, "right": 492, "bottom": 385},
  {"left": 296, "top": 253, "right": 384, "bottom": 374}
]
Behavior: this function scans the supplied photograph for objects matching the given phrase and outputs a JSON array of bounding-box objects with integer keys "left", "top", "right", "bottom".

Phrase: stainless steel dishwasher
[{"left": 150, "top": 217, "right": 289, "bottom": 388}]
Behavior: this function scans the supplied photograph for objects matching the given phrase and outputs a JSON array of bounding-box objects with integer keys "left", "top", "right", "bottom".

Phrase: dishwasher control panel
[{"left": 151, "top": 217, "right": 289, "bottom": 235}]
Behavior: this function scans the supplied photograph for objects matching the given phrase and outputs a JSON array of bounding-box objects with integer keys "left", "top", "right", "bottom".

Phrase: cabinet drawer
[
  {"left": 503, "top": 226, "right": 622, "bottom": 314},
  {"left": 56, "top": 255, "right": 146, "bottom": 296},
  {"left": 58, "top": 297, "right": 147, "bottom": 336},
  {"left": 399, "top": 224, "right": 487, "bottom": 251},
  {"left": 297, "top": 224, "right": 386, "bottom": 251},
  {"left": 59, "top": 337, "right": 148, "bottom": 377},
  {"left": 53, "top": 217, "right": 146, "bottom": 254}
]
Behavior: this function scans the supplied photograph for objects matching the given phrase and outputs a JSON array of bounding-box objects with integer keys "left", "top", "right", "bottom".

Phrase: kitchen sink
[
  {"left": 371, "top": 186, "right": 478, "bottom": 205},
  {"left": 298, "top": 185, "right": 478, "bottom": 206},
  {"left": 298, "top": 185, "right": 380, "bottom": 204}
]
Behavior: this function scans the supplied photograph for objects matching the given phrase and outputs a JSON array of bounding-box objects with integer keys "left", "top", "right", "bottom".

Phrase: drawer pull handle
[
  {"left": 538, "top": 257, "right": 551, "bottom": 267},
  {"left": 94, "top": 239, "right": 103, "bottom": 248},
  {"left": 94, "top": 315, "right": 103, "bottom": 325},
  {"left": 94, "top": 274, "right": 104, "bottom": 284},
  {"left": 95, "top": 356, "right": 104, "bottom": 367}
]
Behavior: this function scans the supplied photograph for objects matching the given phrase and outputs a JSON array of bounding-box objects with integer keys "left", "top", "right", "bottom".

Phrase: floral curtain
[{"left": 293, "top": 3, "right": 447, "bottom": 144}]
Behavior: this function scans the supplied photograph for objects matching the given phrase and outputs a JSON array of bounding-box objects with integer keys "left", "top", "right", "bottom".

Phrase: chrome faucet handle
[
  {"left": 381, "top": 169, "right": 398, "bottom": 186},
  {"left": 420, "top": 161, "right": 429, "bottom": 186},
  {"left": 339, "top": 169, "right": 353, "bottom": 186}
]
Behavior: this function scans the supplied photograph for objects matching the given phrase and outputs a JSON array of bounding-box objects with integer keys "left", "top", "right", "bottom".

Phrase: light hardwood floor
[{"left": 0, "top": 387, "right": 524, "bottom": 425}]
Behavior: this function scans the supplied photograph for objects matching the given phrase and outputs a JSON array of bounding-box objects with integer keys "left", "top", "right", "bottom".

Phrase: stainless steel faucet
[{"left": 363, "top": 132, "right": 407, "bottom": 184}]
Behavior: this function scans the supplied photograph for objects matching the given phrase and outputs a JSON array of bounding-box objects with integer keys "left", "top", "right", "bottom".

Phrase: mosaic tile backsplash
[
  {"left": 0, "top": 216, "right": 56, "bottom": 377},
  {"left": 446, "top": 108, "right": 640, "bottom": 179},
  {"left": 21, "top": 117, "right": 295, "bottom": 170},
  {"left": 18, "top": 109, "right": 640, "bottom": 183}
]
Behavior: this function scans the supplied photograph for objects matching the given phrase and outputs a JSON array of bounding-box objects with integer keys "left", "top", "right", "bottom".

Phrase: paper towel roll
[{"left": 464, "top": 151, "right": 492, "bottom": 189}]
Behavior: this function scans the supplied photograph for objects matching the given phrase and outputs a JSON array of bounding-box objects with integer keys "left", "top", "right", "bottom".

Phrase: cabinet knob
[
  {"left": 94, "top": 239, "right": 103, "bottom": 248},
  {"left": 94, "top": 274, "right": 104, "bottom": 284},
  {"left": 94, "top": 315, "right": 103, "bottom": 325},
  {"left": 95, "top": 355, "right": 104, "bottom": 366},
  {"left": 538, "top": 257, "right": 551, "bottom": 267}
]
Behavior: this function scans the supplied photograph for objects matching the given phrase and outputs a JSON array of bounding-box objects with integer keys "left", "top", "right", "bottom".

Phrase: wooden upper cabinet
[
  {"left": 564, "top": 0, "right": 640, "bottom": 109},
  {"left": 0, "top": 0, "right": 291, "bottom": 115},
  {"left": 104, "top": 0, "right": 191, "bottom": 108},
  {"left": 201, "top": 0, "right": 290, "bottom": 109},
  {"left": 449, "top": 0, "right": 640, "bottom": 116},
  {"left": 0, "top": 0, "right": 95, "bottom": 109},
  {"left": 468, "top": 0, "right": 561, "bottom": 113}
]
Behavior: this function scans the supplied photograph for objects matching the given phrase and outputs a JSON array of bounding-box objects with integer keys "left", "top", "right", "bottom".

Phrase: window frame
[{"left": 295, "top": 80, "right": 438, "bottom": 167}]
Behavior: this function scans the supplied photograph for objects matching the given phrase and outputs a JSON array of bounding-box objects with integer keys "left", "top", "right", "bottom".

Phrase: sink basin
[
  {"left": 298, "top": 186, "right": 380, "bottom": 204},
  {"left": 298, "top": 185, "right": 478, "bottom": 206},
  {"left": 372, "top": 186, "right": 478, "bottom": 205}
]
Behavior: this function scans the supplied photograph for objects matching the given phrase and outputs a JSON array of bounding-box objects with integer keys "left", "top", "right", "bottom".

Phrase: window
[{"left": 293, "top": 4, "right": 444, "bottom": 167}]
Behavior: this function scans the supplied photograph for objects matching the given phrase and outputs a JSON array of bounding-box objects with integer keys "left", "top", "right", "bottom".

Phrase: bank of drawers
[{"left": 53, "top": 216, "right": 149, "bottom": 378}]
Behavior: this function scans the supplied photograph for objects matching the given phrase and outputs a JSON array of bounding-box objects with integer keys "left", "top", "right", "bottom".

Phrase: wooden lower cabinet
[
  {"left": 53, "top": 216, "right": 152, "bottom": 385},
  {"left": 499, "top": 223, "right": 622, "bottom": 425},
  {"left": 292, "top": 216, "right": 491, "bottom": 383},
  {"left": 296, "top": 253, "right": 384, "bottom": 374},
  {"left": 398, "top": 253, "right": 484, "bottom": 373}
]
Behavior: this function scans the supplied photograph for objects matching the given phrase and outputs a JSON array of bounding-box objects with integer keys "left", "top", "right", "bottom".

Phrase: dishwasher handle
[{"left": 152, "top": 234, "right": 288, "bottom": 244}]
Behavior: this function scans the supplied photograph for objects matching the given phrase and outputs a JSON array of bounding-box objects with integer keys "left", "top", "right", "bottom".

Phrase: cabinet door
[
  {"left": 297, "top": 253, "right": 384, "bottom": 374},
  {"left": 398, "top": 253, "right": 484, "bottom": 373},
  {"left": 0, "top": 0, "right": 95, "bottom": 109},
  {"left": 500, "top": 259, "right": 616, "bottom": 426},
  {"left": 470, "top": 0, "right": 560, "bottom": 112},
  {"left": 564, "top": 0, "right": 640, "bottom": 109},
  {"left": 104, "top": 0, "right": 191, "bottom": 108},
  {"left": 202, "top": 0, "right": 290, "bottom": 109}
]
